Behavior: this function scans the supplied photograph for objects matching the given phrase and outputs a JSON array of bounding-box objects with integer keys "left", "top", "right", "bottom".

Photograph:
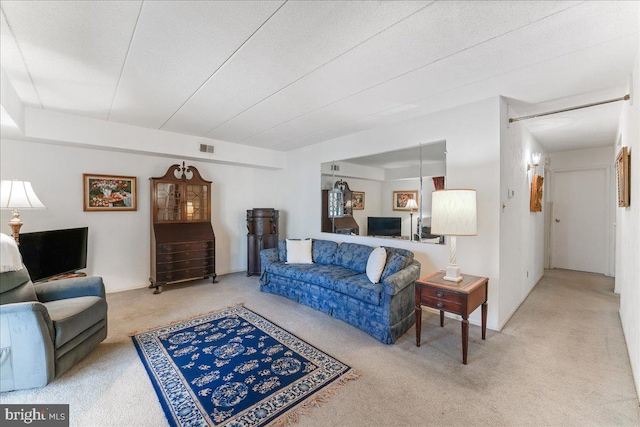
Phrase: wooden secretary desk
[{"left": 149, "top": 162, "right": 217, "bottom": 294}]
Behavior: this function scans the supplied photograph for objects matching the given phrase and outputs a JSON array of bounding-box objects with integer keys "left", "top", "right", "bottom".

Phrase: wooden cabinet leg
[
  {"left": 482, "top": 302, "right": 487, "bottom": 340},
  {"left": 461, "top": 318, "right": 469, "bottom": 365},
  {"left": 415, "top": 306, "right": 422, "bottom": 347},
  {"left": 440, "top": 310, "right": 444, "bottom": 327}
]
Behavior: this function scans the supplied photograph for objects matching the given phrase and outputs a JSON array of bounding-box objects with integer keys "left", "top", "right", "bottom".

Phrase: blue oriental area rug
[{"left": 131, "top": 305, "right": 359, "bottom": 426}]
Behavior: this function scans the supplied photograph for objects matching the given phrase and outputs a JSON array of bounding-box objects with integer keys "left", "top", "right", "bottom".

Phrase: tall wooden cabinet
[
  {"left": 149, "top": 162, "right": 216, "bottom": 294},
  {"left": 246, "top": 208, "right": 279, "bottom": 276}
]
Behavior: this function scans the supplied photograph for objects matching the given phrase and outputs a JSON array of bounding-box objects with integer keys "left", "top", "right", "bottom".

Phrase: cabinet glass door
[
  {"left": 156, "top": 183, "right": 183, "bottom": 221},
  {"left": 186, "top": 184, "right": 208, "bottom": 221}
]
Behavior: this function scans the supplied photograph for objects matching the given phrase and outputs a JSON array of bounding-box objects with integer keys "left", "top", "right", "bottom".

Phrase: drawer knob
[
  {"left": 436, "top": 292, "right": 444, "bottom": 298},
  {"left": 185, "top": 260, "right": 190, "bottom": 265},
  {"left": 436, "top": 302, "right": 444, "bottom": 308}
]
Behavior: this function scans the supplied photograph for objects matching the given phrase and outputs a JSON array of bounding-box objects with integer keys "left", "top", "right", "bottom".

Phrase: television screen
[
  {"left": 367, "top": 217, "right": 401, "bottom": 237},
  {"left": 19, "top": 227, "right": 88, "bottom": 282}
]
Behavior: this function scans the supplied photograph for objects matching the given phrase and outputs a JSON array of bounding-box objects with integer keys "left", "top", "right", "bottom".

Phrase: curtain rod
[{"left": 509, "top": 94, "right": 630, "bottom": 123}]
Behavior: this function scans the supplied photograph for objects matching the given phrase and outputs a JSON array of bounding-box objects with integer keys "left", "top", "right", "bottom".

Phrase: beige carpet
[{"left": 1, "top": 269, "right": 638, "bottom": 426}]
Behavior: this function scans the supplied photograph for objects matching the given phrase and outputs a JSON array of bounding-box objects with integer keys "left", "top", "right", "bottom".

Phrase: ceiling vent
[{"left": 199, "top": 143, "right": 214, "bottom": 154}]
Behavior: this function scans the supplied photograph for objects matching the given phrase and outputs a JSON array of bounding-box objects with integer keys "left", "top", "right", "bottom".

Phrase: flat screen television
[
  {"left": 367, "top": 217, "right": 401, "bottom": 237},
  {"left": 19, "top": 227, "right": 88, "bottom": 282}
]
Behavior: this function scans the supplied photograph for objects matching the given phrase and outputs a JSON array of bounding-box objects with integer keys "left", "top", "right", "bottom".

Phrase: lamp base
[{"left": 443, "top": 264, "right": 463, "bottom": 282}]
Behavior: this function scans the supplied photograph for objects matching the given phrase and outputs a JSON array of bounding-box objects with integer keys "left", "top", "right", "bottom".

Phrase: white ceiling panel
[
  {"left": 1, "top": 1, "right": 142, "bottom": 119},
  {"left": 0, "top": 10, "right": 41, "bottom": 108},
  {"left": 108, "top": 1, "right": 284, "bottom": 128},
  {"left": 265, "top": 32, "right": 637, "bottom": 152},
  {"left": 161, "top": 0, "right": 431, "bottom": 135},
  {"left": 0, "top": 1, "right": 638, "bottom": 155},
  {"left": 207, "top": 0, "right": 583, "bottom": 142},
  {"left": 240, "top": 2, "right": 638, "bottom": 150},
  {"left": 525, "top": 102, "right": 623, "bottom": 152}
]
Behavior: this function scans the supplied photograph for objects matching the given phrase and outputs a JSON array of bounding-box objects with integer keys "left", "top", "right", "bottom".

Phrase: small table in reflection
[{"left": 415, "top": 271, "right": 488, "bottom": 364}]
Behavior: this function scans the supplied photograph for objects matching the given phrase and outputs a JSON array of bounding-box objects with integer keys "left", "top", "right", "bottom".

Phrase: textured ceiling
[{"left": 1, "top": 1, "right": 638, "bottom": 153}]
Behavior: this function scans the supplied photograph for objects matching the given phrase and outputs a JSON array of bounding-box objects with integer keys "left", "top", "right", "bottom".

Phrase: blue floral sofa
[{"left": 259, "top": 239, "right": 420, "bottom": 344}]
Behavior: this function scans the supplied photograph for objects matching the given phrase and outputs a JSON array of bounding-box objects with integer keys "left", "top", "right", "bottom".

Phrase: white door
[{"left": 551, "top": 168, "right": 608, "bottom": 274}]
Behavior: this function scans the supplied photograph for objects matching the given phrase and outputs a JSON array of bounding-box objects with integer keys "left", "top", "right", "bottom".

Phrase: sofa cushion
[
  {"left": 383, "top": 246, "right": 414, "bottom": 269},
  {"left": 267, "top": 262, "right": 358, "bottom": 290},
  {"left": 366, "top": 247, "right": 387, "bottom": 284},
  {"left": 334, "top": 273, "right": 383, "bottom": 306},
  {"left": 43, "top": 296, "right": 107, "bottom": 349},
  {"left": 333, "top": 243, "right": 373, "bottom": 273},
  {"left": 381, "top": 253, "right": 406, "bottom": 281},
  {"left": 286, "top": 239, "right": 313, "bottom": 264},
  {"left": 312, "top": 240, "right": 338, "bottom": 265}
]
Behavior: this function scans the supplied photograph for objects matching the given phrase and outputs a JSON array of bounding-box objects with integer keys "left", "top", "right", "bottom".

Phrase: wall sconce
[{"left": 527, "top": 152, "right": 542, "bottom": 173}]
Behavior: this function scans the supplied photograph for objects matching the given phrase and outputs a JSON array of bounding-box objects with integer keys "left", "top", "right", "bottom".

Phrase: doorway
[{"left": 549, "top": 167, "right": 610, "bottom": 275}]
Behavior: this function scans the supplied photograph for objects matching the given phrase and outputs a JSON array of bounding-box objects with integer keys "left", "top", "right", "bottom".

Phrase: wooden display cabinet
[{"left": 149, "top": 162, "right": 216, "bottom": 294}]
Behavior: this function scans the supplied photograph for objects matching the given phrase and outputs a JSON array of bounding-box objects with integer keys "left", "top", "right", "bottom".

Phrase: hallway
[{"left": 499, "top": 268, "right": 639, "bottom": 424}]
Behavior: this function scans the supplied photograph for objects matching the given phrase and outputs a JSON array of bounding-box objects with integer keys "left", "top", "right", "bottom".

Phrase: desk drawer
[
  {"left": 419, "top": 287, "right": 464, "bottom": 304},
  {"left": 419, "top": 296, "right": 462, "bottom": 314},
  {"left": 157, "top": 250, "right": 213, "bottom": 263},
  {"left": 156, "top": 266, "right": 215, "bottom": 283},
  {"left": 158, "top": 241, "right": 214, "bottom": 254},
  {"left": 157, "top": 257, "right": 214, "bottom": 273}
]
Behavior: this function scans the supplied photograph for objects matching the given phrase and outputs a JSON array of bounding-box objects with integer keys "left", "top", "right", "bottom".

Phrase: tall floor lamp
[
  {"left": 1, "top": 180, "right": 46, "bottom": 244},
  {"left": 406, "top": 198, "right": 418, "bottom": 241},
  {"left": 431, "top": 189, "right": 477, "bottom": 282}
]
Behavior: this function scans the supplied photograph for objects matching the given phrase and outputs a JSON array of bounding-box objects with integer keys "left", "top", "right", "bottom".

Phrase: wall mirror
[{"left": 320, "top": 141, "right": 446, "bottom": 244}]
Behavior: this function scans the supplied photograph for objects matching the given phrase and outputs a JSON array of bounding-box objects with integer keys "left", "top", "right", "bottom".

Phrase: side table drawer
[
  {"left": 419, "top": 295, "right": 462, "bottom": 315},
  {"left": 419, "top": 287, "right": 464, "bottom": 304}
]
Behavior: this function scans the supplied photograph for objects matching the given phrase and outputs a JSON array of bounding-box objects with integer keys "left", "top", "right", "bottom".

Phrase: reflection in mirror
[{"left": 320, "top": 141, "right": 446, "bottom": 244}]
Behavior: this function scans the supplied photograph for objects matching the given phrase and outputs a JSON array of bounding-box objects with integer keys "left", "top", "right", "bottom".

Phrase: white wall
[
  {"left": 279, "top": 98, "right": 503, "bottom": 330},
  {"left": 548, "top": 146, "right": 616, "bottom": 277},
  {"left": 0, "top": 139, "right": 281, "bottom": 293},
  {"left": 499, "top": 98, "right": 547, "bottom": 327},
  {"left": 615, "top": 52, "right": 640, "bottom": 399}
]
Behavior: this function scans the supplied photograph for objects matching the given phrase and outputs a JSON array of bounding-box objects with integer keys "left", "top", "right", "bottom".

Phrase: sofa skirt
[{"left": 261, "top": 274, "right": 414, "bottom": 344}]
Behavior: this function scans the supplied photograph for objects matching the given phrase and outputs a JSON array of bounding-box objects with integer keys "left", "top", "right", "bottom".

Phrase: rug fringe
[
  {"left": 128, "top": 303, "right": 245, "bottom": 336},
  {"left": 269, "top": 369, "right": 361, "bottom": 427}
]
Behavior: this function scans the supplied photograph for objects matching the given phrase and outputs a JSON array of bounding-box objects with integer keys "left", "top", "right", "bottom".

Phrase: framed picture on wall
[
  {"left": 392, "top": 190, "right": 418, "bottom": 211},
  {"left": 83, "top": 174, "right": 137, "bottom": 211},
  {"left": 616, "top": 146, "right": 630, "bottom": 207},
  {"left": 352, "top": 191, "right": 365, "bottom": 210},
  {"left": 530, "top": 174, "right": 543, "bottom": 212}
]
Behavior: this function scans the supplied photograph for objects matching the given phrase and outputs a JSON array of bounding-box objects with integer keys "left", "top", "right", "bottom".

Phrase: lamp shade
[
  {"left": 405, "top": 198, "right": 418, "bottom": 211},
  {"left": 430, "top": 189, "right": 477, "bottom": 236},
  {"left": 1, "top": 180, "right": 46, "bottom": 209}
]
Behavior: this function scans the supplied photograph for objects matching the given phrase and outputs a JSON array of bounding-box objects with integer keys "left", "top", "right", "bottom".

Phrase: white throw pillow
[
  {"left": 0, "top": 233, "right": 23, "bottom": 273},
  {"left": 366, "top": 247, "right": 387, "bottom": 284},
  {"left": 285, "top": 239, "right": 313, "bottom": 264}
]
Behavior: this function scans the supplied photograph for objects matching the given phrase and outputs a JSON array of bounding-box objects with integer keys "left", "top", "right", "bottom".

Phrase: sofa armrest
[
  {"left": 260, "top": 248, "right": 279, "bottom": 274},
  {"left": 382, "top": 260, "right": 421, "bottom": 296},
  {"left": 0, "top": 302, "right": 55, "bottom": 391},
  {"left": 34, "top": 276, "right": 106, "bottom": 302}
]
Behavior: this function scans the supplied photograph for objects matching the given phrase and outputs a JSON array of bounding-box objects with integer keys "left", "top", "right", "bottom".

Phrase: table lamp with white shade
[
  {"left": 430, "top": 189, "right": 477, "bottom": 282},
  {"left": 0, "top": 180, "right": 46, "bottom": 244}
]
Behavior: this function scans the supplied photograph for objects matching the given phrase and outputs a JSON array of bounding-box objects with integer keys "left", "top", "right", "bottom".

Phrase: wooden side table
[{"left": 415, "top": 271, "right": 488, "bottom": 364}]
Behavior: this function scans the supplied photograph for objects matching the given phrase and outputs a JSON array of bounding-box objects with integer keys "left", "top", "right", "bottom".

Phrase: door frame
[{"left": 546, "top": 165, "right": 613, "bottom": 276}]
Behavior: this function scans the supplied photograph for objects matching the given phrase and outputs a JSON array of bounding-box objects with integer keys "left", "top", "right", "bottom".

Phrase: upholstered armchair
[{"left": 0, "top": 235, "right": 108, "bottom": 392}]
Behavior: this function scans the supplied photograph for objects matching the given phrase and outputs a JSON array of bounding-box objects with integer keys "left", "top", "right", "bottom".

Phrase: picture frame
[
  {"left": 616, "top": 146, "right": 630, "bottom": 207},
  {"left": 83, "top": 174, "right": 137, "bottom": 211},
  {"left": 530, "top": 174, "right": 543, "bottom": 212},
  {"left": 392, "top": 190, "right": 418, "bottom": 211},
  {"left": 352, "top": 191, "right": 365, "bottom": 210}
]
